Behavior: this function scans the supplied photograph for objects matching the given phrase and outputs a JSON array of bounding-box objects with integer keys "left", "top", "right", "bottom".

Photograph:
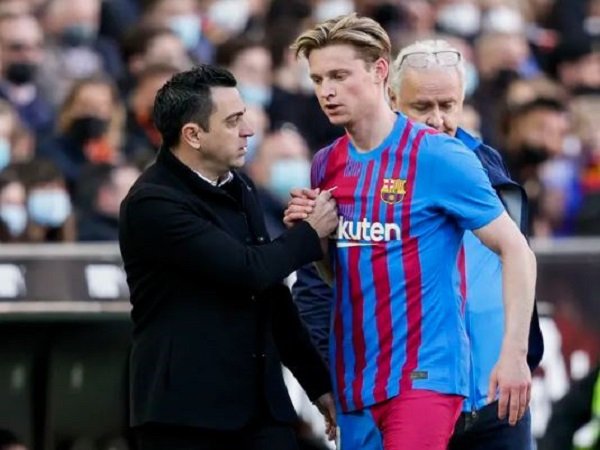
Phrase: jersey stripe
[
  {"left": 399, "top": 129, "right": 428, "bottom": 391},
  {"left": 372, "top": 121, "right": 413, "bottom": 401},
  {"left": 385, "top": 123, "right": 416, "bottom": 396},
  {"left": 326, "top": 136, "right": 351, "bottom": 411},
  {"left": 333, "top": 257, "right": 348, "bottom": 410},
  {"left": 349, "top": 160, "right": 375, "bottom": 410},
  {"left": 360, "top": 155, "right": 381, "bottom": 406}
]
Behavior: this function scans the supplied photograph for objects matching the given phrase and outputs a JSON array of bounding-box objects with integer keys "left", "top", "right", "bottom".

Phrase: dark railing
[{"left": 0, "top": 240, "right": 598, "bottom": 448}]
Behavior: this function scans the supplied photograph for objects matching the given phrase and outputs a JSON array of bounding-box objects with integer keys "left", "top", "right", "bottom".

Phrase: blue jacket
[{"left": 292, "top": 127, "right": 544, "bottom": 411}]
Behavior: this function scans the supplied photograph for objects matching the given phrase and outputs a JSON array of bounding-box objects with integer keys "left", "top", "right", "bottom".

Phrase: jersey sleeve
[
  {"left": 310, "top": 145, "right": 331, "bottom": 189},
  {"left": 425, "top": 133, "right": 505, "bottom": 230}
]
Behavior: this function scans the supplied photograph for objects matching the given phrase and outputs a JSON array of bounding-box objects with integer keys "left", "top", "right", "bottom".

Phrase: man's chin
[
  {"left": 327, "top": 114, "right": 349, "bottom": 127},
  {"left": 231, "top": 155, "right": 246, "bottom": 168}
]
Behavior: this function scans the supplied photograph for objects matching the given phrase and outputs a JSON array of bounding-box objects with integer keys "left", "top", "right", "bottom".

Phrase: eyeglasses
[{"left": 398, "top": 50, "right": 461, "bottom": 69}]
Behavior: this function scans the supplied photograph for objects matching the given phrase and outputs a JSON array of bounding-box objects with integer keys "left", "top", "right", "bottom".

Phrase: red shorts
[{"left": 338, "top": 389, "right": 463, "bottom": 450}]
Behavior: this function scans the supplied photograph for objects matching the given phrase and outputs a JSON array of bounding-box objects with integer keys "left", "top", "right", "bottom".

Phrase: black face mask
[
  {"left": 5, "top": 62, "right": 37, "bottom": 85},
  {"left": 517, "top": 144, "right": 551, "bottom": 166},
  {"left": 68, "top": 116, "right": 109, "bottom": 142}
]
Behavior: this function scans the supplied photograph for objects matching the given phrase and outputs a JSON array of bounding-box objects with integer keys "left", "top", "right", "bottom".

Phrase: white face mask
[
  {"left": 314, "top": 0, "right": 354, "bottom": 22},
  {"left": 0, "top": 204, "right": 27, "bottom": 237},
  {"left": 482, "top": 6, "right": 524, "bottom": 34},
  {"left": 436, "top": 2, "right": 481, "bottom": 37},
  {"left": 168, "top": 14, "right": 202, "bottom": 50},
  {"left": 0, "top": 137, "right": 11, "bottom": 171},
  {"left": 268, "top": 159, "right": 311, "bottom": 203},
  {"left": 27, "top": 189, "right": 72, "bottom": 227},
  {"left": 207, "top": 0, "right": 250, "bottom": 34},
  {"left": 464, "top": 61, "right": 479, "bottom": 97}
]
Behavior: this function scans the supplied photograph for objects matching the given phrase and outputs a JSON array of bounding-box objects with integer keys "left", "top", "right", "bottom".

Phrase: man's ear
[
  {"left": 181, "top": 123, "right": 203, "bottom": 150},
  {"left": 373, "top": 57, "right": 390, "bottom": 84}
]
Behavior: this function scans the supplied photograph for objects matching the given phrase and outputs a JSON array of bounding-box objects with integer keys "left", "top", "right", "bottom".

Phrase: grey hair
[{"left": 390, "top": 39, "right": 466, "bottom": 93}]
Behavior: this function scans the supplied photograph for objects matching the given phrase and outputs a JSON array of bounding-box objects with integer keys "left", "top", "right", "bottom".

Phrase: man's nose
[
  {"left": 426, "top": 109, "right": 444, "bottom": 131},
  {"left": 240, "top": 120, "right": 254, "bottom": 138},
  {"left": 320, "top": 80, "right": 336, "bottom": 99}
]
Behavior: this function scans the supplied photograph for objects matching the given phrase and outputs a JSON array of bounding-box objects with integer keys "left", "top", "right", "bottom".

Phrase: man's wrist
[{"left": 500, "top": 340, "right": 528, "bottom": 358}]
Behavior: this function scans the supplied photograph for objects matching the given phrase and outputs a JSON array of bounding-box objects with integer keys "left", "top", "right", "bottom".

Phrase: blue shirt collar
[{"left": 455, "top": 127, "right": 481, "bottom": 151}]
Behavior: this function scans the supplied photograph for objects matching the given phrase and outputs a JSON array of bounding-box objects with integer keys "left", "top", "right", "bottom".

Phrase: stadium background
[{"left": 0, "top": 0, "right": 598, "bottom": 449}]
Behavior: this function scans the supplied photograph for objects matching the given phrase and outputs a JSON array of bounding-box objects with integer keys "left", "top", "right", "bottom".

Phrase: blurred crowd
[{"left": 0, "top": 0, "right": 599, "bottom": 244}]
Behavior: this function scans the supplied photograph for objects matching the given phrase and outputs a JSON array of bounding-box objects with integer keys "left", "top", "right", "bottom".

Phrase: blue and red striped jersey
[{"left": 311, "top": 114, "right": 504, "bottom": 412}]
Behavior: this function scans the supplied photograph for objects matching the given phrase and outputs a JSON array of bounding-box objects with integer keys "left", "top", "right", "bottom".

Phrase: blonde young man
[
  {"left": 291, "top": 38, "right": 544, "bottom": 450},
  {"left": 286, "top": 15, "right": 536, "bottom": 450}
]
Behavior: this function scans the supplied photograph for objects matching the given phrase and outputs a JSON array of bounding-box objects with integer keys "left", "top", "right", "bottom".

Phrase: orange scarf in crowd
[{"left": 84, "top": 137, "right": 117, "bottom": 163}]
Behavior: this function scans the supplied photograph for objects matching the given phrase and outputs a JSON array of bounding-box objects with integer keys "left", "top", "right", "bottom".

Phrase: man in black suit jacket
[{"left": 119, "top": 65, "right": 338, "bottom": 450}]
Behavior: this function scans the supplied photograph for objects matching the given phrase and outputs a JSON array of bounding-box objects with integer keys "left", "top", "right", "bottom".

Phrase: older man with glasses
[
  {"left": 288, "top": 38, "right": 543, "bottom": 450},
  {"left": 388, "top": 39, "right": 544, "bottom": 450}
]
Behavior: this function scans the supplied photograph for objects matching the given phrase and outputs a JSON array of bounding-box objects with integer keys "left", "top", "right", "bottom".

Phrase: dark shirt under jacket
[{"left": 119, "top": 147, "right": 331, "bottom": 431}]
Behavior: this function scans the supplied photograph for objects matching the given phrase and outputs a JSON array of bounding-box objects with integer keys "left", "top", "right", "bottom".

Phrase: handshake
[{"left": 283, "top": 187, "right": 339, "bottom": 238}]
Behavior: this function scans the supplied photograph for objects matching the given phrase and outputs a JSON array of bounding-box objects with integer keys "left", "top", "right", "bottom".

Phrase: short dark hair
[
  {"left": 266, "top": 21, "right": 303, "bottom": 69},
  {"left": 17, "top": 158, "right": 64, "bottom": 190},
  {"left": 512, "top": 97, "right": 567, "bottom": 116},
  {"left": 137, "top": 63, "right": 180, "bottom": 84},
  {"left": 153, "top": 65, "right": 237, "bottom": 149},
  {"left": 500, "top": 96, "right": 567, "bottom": 136},
  {"left": 0, "top": 166, "right": 23, "bottom": 191},
  {"left": 215, "top": 36, "right": 267, "bottom": 68},
  {"left": 121, "top": 24, "right": 176, "bottom": 64}
]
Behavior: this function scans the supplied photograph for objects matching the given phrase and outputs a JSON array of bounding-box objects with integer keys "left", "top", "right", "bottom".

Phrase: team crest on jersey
[{"left": 380, "top": 178, "right": 406, "bottom": 204}]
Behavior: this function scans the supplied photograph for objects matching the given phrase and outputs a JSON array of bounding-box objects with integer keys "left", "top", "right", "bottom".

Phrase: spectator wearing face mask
[
  {"left": 0, "top": 13, "right": 54, "bottom": 137},
  {"left": 549, "top": 36, "right": 600, "bottom": 95},
  {"left": 37, "top": 75, "right": 125, "bottom": 194},
  {"left": 75, "top": 163, "right": 140, "bottom": 241},
  {"left": 140, "top": 0, "right": 214, "bottom": 64},
  {"left": 19, "top": 159, "right": 75, "bottom": 242},
  {"left": 0, "top": 167, "right": 28, "bottom": 242},
  {"left": 246, "top": 127, "right": 311, "bottom": 238},
  {"left": 120, "top": 24, "right": 191, "bottom": 95},
  {"left": 473, "top": 30, "right": 538, "bottom": 147},
  {"left": 37, "top": 0, "right": 124, "bottom": 107},
  {"left": 501, "top": 97, "right": 572, "bottom": 236},
  {"left": 216, "top": 36, "right": 274, "bottom": 110}
]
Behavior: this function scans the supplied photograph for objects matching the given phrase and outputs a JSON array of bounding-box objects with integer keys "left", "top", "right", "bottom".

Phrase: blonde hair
[
  {"left": 390, "top": 39, "right": 465, "bottom": 93},
  {"left": 291, "top": 13, "right": 391, "bottom": 64}
]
